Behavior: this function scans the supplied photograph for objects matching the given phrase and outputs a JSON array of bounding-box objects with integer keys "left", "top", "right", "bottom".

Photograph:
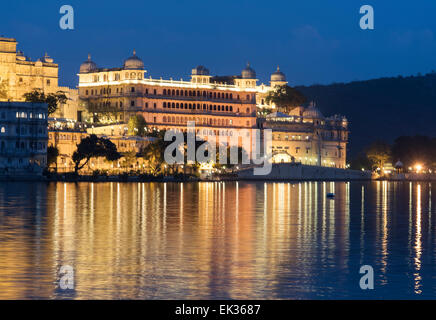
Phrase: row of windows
[
  {"left": 162, "top": 102, "right": 252, "bottom": 114},
  {"left": 158, "top": 127, "right": 250, "bottom": 137},
  {"left": 0, "top": 126, "right": 46, "bottom": 135},
  {"left": 162, "top": 116, "right": 233, "bottom": 126},
  {"left": 162, "top": 89, "right": 242, "bottom": 100},
  {"left": 89, "top": 100, "right": 252, "bottom": 114},
  {"left": 49, "top": 134, "right": 79, "bottom": 141},
  {"left": 0, "top": 140, "right": 46, "bottom": 150},
  {"left": 15, "top": 112, "right": 46, "bottom": 119},
  {"left": 17, "top": 78, "right": 51, "bottom": 86},
  {"left": 92, "top": 72, "right": 145, "bottom": 83},
  {"left": 273, "top": 134, "right": 310, "bottom": 141},
  {"left": 272, "top": 145, "right": 341, "bottom": 158},
  {"left": 84, "top": 86, "right": 252, "bottom": 101}
]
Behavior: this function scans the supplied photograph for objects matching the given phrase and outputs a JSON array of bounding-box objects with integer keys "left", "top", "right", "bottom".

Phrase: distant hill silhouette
[{"left": 296, "top": 72, "right": 436, "bottom": 157}]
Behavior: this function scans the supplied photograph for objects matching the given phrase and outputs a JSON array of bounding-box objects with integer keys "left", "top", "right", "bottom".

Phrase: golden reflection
[
  {"left": 414, "top": 184, "right": 422, "bottom": 294},
  {"left": 0, "top": 181, "right": 431, "bottom": 299}
]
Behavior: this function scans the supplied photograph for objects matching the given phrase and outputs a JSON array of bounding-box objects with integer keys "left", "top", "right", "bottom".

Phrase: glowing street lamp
[{"left": 415, "top": 164, "right": 423, "bottom": 173}]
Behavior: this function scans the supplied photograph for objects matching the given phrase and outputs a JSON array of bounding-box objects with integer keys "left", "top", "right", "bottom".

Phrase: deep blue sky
[{"left": 1, "top": 0, "right": 435, "bottom": 88}]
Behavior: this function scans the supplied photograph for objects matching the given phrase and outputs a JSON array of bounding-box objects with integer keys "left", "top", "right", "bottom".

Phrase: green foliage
[
  {"left": 128, "top": 114, "right": 147, "bottom": 136},
  {"left": 350, "top": 152, "right": 372, "bottom": 170},
  {"left": 365, "top": 141, "right": 391, "bottom": 169},
  {"left": 121, "top": 150, "right": 138, "bottom": 169},
  {"left": 23, "top": 89, "right": 68, "bottom": 115},
  {"left": 72, "top": 134, "right": 121, "bottom": 173},
  {"left": 265, "top": 85, "right": 307, "bottom": 113},
  {"left": 141, "top": 131, "right": 171, "bottom": 174},
  {"left": 215, "top": 145, "right": 248, "bottom": 169}
]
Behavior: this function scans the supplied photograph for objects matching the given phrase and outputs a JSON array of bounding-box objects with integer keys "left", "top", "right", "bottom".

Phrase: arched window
[
  {"left": 163, "top": 102, "right": 167, "bottom": 108},
  {"left": 163, "top": 89, "right": 167, "bottom": 95}
]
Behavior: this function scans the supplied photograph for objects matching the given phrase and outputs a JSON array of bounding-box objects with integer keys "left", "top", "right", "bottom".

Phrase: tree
[
  {"left": 128, "top": 114, "right": 147, "bottom": 136},
  {"left": 72, "top": 134, "right": 121, "bottom": 174},
  {"left": 215, "top": 145, "right": 248, "bottom": 171},
  {"left": 121, "top": 150, "right": 138, "bottom": 171},
  {"left": 141, "top": 131, "right": 171, "bottom": 175},
  {"left": 391, "top": 135, "right": 436, "bottom": 168},
  {"left": 47, "top": 146, "right": 59, "bottom": 171},
  {"left": 23, "top": 89, "right": 68, "bottom": 115},
  {"left": 365, "top": 141, "right": 391, "bottom": 169},
  {"left": 265, "top": 85, "right": 307, "bottom": 113},
  {"left": 350, "top": 152, "right": 372, "bottom": 170}
]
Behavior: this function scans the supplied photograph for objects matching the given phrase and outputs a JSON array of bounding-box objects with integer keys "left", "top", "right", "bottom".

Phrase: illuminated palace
[
  {"left": 78, "top": 51, "right": 348, "bottom": 168},
  {"left": 78, "top": 52, "right": 257, "bottom": 144}
]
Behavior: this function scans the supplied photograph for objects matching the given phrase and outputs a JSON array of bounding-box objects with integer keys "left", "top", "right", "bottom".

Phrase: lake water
[{"left": 0, "top": 181, "right": 434, "bottom": 299}]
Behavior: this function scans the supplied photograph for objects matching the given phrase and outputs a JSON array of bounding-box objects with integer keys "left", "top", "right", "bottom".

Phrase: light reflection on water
[{"left": 0, "top": 181, "right": 435, "bottom": 299}]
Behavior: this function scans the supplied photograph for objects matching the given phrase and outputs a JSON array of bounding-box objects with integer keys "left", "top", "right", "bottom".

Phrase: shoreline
[{"left": 2, "top": 174, "right": 435, "bottom": 183}]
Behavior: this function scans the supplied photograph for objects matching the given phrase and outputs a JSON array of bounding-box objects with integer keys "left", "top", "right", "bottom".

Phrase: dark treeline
[
  {"left": 351, "top": 135, "right": 436, "bottom": 171},
  {"left": 296, "top": 72, "right": 436, "bottom": 157}
]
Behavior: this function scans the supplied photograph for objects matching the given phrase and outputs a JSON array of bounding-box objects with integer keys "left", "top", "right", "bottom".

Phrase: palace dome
[
  {"left": 192, "top": 65, "right": 210, "bottom": 75},
  {"left": 241, "top": 62, "right": 256, "bottom": 79},
  {"left": 303, "top": 104, "right": 324, "bottom": 119},
  {"left": 79, "top": 54, "right": 97, "bottom": 73},
  {"left": 271, "top": 66, "right": 286, "bottom": 82},
  {"left": 123, "top": 50, "right": 144, "bottom": 70}
]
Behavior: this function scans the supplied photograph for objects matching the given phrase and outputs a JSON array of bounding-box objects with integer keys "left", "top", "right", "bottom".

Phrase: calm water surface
[{"left": 0, "top": 181, "right": 435, "bottom": 299}]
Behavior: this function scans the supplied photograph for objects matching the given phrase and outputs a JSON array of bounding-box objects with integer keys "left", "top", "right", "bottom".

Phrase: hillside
[{"left": 296, "top": 72, "right": 436, "bottom": 156}]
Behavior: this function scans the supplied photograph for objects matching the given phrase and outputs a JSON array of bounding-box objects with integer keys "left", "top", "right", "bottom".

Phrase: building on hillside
[
  {"left": 262, "top": 104, "right": 348, "bottom": 168},
  {"left": 77, "top": 52, "right": 258, "bottom": 151},
  {"left": 0, "top": 102, "right": 48, "bottom": 176},
  {"left": 77, "top": 51, "right": 349, "bottom": 167},
  {"left": 0, "top": 36, "right": 82, "bottom": 121}
]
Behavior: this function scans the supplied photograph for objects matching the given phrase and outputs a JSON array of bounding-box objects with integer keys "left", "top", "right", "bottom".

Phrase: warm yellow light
[
  {"left": 415, "top": 164, "right": 423, "bottom": 173},
  {"left": 199, "top": 162, "right": 214, "bottom": 171}
]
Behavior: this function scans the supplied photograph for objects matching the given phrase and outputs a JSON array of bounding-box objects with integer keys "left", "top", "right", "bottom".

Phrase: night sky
[{"left": 1, "top": 0, "right": 435, "bottom": 88}]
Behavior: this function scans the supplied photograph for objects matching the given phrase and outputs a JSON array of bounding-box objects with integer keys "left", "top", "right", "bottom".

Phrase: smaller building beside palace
[
  {"left": 263, "top": 105, "right": 348, "bottom": 168},
  {"left": 0, "top": 102, "right": 48, "bottom": 176}
]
